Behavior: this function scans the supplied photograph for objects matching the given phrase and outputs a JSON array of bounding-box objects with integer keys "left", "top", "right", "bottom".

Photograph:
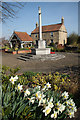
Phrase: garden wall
[{"left": 5, "top": 49, "right": 31, "bottom": 54}]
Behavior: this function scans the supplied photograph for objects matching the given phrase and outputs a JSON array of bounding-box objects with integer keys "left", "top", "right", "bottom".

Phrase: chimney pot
[
  {"left": 36, "top": 22, "right": 38, "bottom": 28},
  {"left": 61, "top": 16, "right": 64, "bottom": 24}
]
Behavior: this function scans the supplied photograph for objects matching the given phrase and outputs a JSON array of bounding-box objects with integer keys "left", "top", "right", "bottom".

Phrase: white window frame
[{"left": 50, "top": 32, "right": 53, "bottom": 37}]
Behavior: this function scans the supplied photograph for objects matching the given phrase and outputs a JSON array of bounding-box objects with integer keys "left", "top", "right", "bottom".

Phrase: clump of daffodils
[
  {"left": 27, "top": 83, "right": 77, "bottom": 119},
  {"left": 9, "top": 76, "right": 77, "bottom": 119}
]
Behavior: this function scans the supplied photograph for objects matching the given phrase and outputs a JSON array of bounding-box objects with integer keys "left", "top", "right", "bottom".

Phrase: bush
[
  {"left": 19, "top": 48, "right": 29, "bottom": 50},
  {"left": 67, "top": 33, "right": 78, "bottom": 45},
  {"left": 51, "top": 47, "right": 65, "bottom": 52},
  {"left": 77, "top": 49, "right": 80, "bottom": 53}
]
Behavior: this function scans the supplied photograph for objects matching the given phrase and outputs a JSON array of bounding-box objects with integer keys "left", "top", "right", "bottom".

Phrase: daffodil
[
  {"left": 68, "top": 111, "right": 75, "bottom": 118},
  {"left": 48, "top": 101, "right": 54, "bottom": 108},
  {"left": 43, "top": 106, "right": 51, "bottom": 116},
  {"left": 24, "top": 89, "right": 30, "bottom": 97},
  {"left": 59, "top": 104, "right": 65, "bottom": 113},
  {"left": 69, "top": 99, "right": 75, "bottom": 107},
  {"left": 56, "top": 101, "right": 61, "bottom": 107},
  {"left": 42, "top": 85, "right": 46, "bottom": 91},
  {"left": 54, "top": 85, "right": 58, "bottom": 91},
  {"left": 29, "top": 97, "right": 35, "bottom": 105},
  {"left": 46, "top": 82, "right": 51, "bottom": 89},
  {"left": 70, "top": 106, "right": 77, "bottom": 112},
  {"left": 62, "top": 91, "right": 69, "bottom": 100},
  {"left": 14, "top": 75, "right": 18, "bottom": 80},
  {"left": 66, "top": 98, "right": 76, "bottom": 107},
  {"left": 48, "top": 97, "right": 54, "bottom": 108},
  {"left": 51, "top": 111, "right": 58, "bottom": 119},
  {"left": 55, "top": 102, "right": 65, "bottom": 114},
  {"left": 65, "top": 100, "right": 70, "bottom": 105},
  {"left": 62, "top": 78, "right": 64, "bottom": 82},
  {"left": 17, "top": 83, "right": 23, "bottom": 91},
  {"left": 9, "top": 76, "right": 18, "bottom": 84},
  {"left": 38, "top": 98, "right": 46, "bottom": 106},
  {"left": 35, "top": 91, "right": 42, "bottom": 100}
]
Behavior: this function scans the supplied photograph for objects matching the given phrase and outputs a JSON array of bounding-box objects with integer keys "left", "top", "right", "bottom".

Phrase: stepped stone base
[{"left": 31, "top": 48, "right": 50, "bottom": 55}]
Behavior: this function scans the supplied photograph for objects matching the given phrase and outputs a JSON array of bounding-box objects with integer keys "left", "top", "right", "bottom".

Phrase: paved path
[{"left": 2, "top": 52, "right": 80, "bottom": 74}]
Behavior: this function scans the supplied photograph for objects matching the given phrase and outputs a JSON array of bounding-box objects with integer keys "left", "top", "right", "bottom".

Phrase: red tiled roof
[
  {"left": 31, "top": 23, "right": 62, "bottom": 34},
  {"left": 14, "top": 31, "right": 33, "bottom": 41}
]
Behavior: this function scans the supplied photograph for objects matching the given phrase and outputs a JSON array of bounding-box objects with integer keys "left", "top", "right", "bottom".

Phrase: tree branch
[{"left": 0, "top": 2, "right": 25, "bottom": 23}]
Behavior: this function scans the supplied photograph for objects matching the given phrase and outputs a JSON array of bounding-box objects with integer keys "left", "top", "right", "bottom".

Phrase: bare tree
[{"left": 0, "top": 1, "right": 25, "bottom": 22}]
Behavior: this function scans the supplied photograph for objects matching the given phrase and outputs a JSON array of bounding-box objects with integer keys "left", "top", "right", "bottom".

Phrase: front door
[
  {"left": 36, "top": 40, "right": 38, "bottom": 48},
  {"left": 64, "top": 40, "right": 65, "bottom": 45}
]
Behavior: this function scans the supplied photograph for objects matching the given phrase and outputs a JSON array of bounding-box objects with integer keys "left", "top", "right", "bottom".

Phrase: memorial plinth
[
  {"left": 31, "top": 7, "right": 50, "bottom": 55},
  {"left": 31, "top": 48, "right": 50, "bottom": 55}
]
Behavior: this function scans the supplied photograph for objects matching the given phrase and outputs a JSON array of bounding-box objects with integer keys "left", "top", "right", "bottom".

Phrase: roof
[
  {"left": 31, "top": 23, "right": 63, "bottom": 34},
  {"left": 14, "top": 31, "right": 33, "bottom": 41}
]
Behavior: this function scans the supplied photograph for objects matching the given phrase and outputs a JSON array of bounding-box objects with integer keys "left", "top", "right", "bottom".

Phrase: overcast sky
[{"left": 1, "top": 1, "right": 79, "bottom": 39}]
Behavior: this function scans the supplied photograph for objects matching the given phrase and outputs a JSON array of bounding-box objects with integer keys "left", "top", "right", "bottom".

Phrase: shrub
[
  {"left": 67, "top": 33, "right": 78, "bottom": 45},
  {"left": 19, "top": 47, "right": 31, "bottom": 50}
]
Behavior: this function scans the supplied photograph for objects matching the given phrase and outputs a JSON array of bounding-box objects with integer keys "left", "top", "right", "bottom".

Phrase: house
[
  {"left": 9, "top": 31, "right": 33, "bottom": 48},
  {"left": 31, "top": 17, "right": 67, "bottom": 47}
]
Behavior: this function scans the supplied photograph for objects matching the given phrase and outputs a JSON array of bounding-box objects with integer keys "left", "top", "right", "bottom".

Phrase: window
[
  {"left": 50, "top": 32, "right": 53, "bottom": 37},
  {"left": 51, "top": 39, "right": 53, "bottom": 43},
  {"left": 35, "top": 34, "right": 37, "bottom": 38},
  {"left": 43, "top": 33, "right": 45, "bottom": 37}
]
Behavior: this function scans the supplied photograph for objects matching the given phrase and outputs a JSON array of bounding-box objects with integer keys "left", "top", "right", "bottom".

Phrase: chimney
[
  {"left": 61, "top": 16, "right": 64, "bottom": 24},
  {"left": 36, "top": 22, "right": 38, "bottom": 28}
]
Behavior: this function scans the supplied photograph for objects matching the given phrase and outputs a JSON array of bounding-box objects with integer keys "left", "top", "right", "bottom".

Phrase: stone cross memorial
[
  {"left": 38, "top": 7, "right": 46, "bottom": 49},
  {"left": 31, "top": 7, "right": 50, "bottom": 55}
]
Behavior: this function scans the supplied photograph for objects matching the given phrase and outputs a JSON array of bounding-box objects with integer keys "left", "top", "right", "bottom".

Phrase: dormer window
[
  {"left": 50, "top": 32, "right": 53, "bottom": 37},
  {"left": 35, "top": 34, "right": 37, "bottom": 38}
]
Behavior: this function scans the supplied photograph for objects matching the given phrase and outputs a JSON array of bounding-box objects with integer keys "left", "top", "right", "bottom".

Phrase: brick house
[
  {"left": 9, "top": 31, "right": 33, "bottom": 48},
  {"left": 31, "top": 17, "right": 67, "bottom": 47}
]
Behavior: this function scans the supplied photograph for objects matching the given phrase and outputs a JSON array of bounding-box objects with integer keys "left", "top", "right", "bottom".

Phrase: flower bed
[
  {"left": 17, "top": 49, "right": 31, "bottom": 54},
  {"left": 5, "top": 50, "right": 17, "bottom": 54},
  {"left": 2, "top": 66, "right": 79, "bottom": 120},
  {"left": 5, "top": 49, "right": 31, "bottom": 54},
  {"left": 2, "top": 75, "right": 77, "bottom": 120}
]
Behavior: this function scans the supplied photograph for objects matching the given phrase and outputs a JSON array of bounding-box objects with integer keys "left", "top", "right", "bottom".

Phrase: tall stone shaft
[
  {"left": 39, "top": 7, "right": 42, "bottom": 40},
  {"left": 31, "top": 7, "right": 50, "bottom": 55}
]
